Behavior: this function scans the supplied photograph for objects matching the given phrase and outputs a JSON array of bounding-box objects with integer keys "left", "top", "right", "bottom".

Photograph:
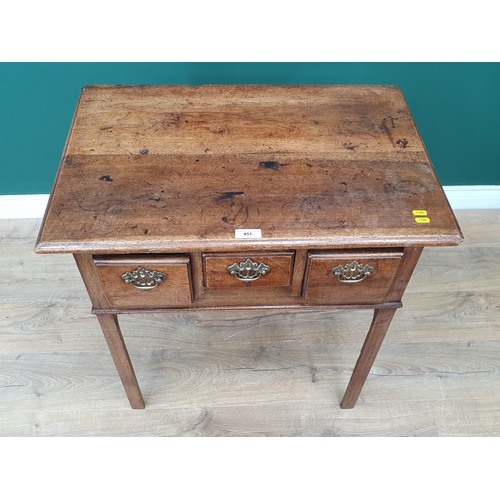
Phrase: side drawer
[
  {"left": 303, "top": 249, "right": 403, "bottom": 305},
  {"left": 94, "top": 254, "right": 192, "bottom": 309}
]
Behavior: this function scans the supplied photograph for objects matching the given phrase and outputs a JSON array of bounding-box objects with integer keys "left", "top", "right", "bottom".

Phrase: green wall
[{"left": 1, "top": 63, "right": 499, "bottom": 195}]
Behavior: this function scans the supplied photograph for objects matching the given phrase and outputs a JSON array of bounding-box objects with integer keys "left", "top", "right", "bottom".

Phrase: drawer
[
  {"left": 94, "top": 254, "right": 192, "bottom": 308},
  {"left": 303, "top": 249, "right": 403, "bottom": 305},
  {"left": 203, "top": 252, "right": 294, "bottom": 289}
]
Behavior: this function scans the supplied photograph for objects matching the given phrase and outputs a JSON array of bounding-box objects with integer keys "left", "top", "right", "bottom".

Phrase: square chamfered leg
[
  {"left": 340, "top": 307, "right": 397, "bottom": 409},
  {"left": 96, "top": 313, "right": 145, "bottom": 409},
  {"left": 73, "top": 253, "right": 145, "bottom": 409},
  {"left": 339, "top": 247, "right": 424, "bottom": 408}
]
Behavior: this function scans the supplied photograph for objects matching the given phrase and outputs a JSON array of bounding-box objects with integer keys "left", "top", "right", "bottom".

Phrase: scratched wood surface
[
  {"left": 1, "top": 210, "right": 499, "bottom": 436},
  {"left": 35, "top": 85, "right": 462, "bottom": 254}
]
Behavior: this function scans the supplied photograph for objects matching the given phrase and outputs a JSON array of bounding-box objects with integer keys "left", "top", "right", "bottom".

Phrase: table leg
[
  {"left": 340, "top": 308, "right": 397, "bottom": 409},
  {"left": 96, "top": 313, "right": 145, "bottom": 409}
]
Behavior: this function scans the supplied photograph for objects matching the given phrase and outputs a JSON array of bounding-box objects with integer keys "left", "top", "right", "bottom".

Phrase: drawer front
[
  {"left": 203, "top": 252, "right": 294, "bottom": 289},
  {"left": 94, "top": 254, "right": 192, "bottom": 308},
  {"left": 303, "top": 249, "right": 403, "bottom": 305}
]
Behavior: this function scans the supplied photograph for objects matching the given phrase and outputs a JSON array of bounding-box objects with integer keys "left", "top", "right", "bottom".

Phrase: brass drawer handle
[
  {"left": 122, "top": 267, "right": 167, "bottom": 289},
  {"left": 227, "top": 258, "right": 271, "bottom": 283},
  {"left": 332, "top": 261, "right": 376, "bottom": 283}
]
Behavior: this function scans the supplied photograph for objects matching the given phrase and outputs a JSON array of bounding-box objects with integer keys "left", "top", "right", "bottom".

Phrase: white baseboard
[
  {"left": 0, "top": 187, "right": 499, "bottom": 219},
  {"left": 442, "top": 186, "right": 500, "bottom": 210},
  {"left": 0, "top": 195, "right": 50, "bottom": 219}
]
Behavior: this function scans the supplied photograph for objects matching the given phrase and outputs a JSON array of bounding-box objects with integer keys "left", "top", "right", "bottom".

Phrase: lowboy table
[{"left": 35, "top": 85, "right": 463, "bottom": 409}]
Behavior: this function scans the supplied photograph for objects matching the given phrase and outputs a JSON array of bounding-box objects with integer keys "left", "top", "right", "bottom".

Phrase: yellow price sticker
[
  {"left": 412, "top": 210, "right": 428, "bottom": 216},
  {"left": 415, "top": 217, "right": 431, "bottom": 224}
]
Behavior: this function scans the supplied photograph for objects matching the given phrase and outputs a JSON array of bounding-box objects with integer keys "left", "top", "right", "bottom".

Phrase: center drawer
[{"left": 203, "top": 252, "right": 294, "bottom": 289}]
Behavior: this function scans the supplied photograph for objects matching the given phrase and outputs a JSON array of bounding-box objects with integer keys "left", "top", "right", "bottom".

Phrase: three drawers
[{"left": 93, "top": 248, "right": 403, "bottom": 309}]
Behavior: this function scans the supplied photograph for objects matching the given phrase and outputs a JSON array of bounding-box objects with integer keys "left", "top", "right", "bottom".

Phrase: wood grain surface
[
  {"left": 35, "top": 85, "right": 462, "bottom": 254},
  {"left": 1, "top": 210, "right": 499, "bottom": 435}
]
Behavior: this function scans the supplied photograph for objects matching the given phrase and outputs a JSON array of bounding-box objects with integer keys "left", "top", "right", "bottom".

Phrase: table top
[{"left": 35, "top": 85, "right": 463, "bottom": 254}]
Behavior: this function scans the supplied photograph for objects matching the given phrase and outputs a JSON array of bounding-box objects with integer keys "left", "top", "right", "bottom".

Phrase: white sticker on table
[{"left": 235, "top": 229, "right": 262, "bottom": 239}]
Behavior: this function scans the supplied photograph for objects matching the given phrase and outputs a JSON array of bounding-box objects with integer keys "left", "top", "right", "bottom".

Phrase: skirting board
[{"left": 0, "top": 187, "right": 499, "bottom": 219}]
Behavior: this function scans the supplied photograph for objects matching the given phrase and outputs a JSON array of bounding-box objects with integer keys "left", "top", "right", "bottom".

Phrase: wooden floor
[{"left": 1, "top": 210, "right": 499, "bottom": 436}]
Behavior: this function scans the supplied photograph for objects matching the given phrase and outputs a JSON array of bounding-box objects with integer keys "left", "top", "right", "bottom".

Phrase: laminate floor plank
[
  {"left": 0, "top": 249, "right": 86, "bottom": 303},
  {"left": 0, "top": 402, "right": 438, "bottom": 437},
  {"left": 3, "top": 291, "right": 498, "bottom": 356},
  {"left": 0, "top": 302, "right": 106, "bottom": 354},
  {"left": 408, "top": 246, "right": 500, "bottom": 293},
  {"left": 432, "top": 398, "right": 500, "bottom": 437},
  {"left": 2, "top": 341, "right": 498, "bottom": 414},
  {"left": 450, "top": 210, "right": 500, "bottom": 247},
  {"left": 395, "top": 291, "right": 500, "bottom": 343}
]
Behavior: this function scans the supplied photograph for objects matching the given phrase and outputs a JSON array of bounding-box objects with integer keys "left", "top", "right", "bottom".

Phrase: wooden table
[{"left": 35, "top": 85, "right": 463, "bottom": 409}]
